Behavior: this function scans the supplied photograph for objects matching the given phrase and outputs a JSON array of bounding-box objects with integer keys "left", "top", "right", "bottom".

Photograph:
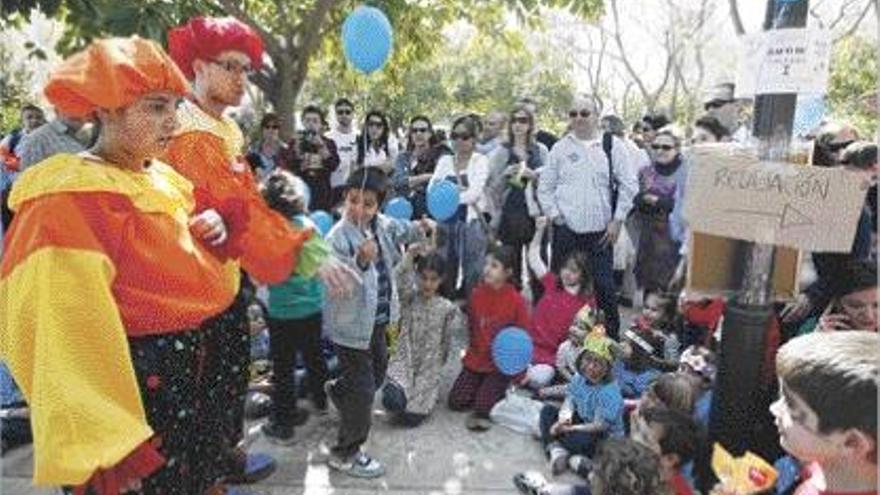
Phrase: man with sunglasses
[
  {"left": 702, "top": 82, "right": 750, "bottom": 143},
  {"left": 328, "top": 97, "right": 358, "bottom": 207},
  {"left": 537, "top": 95, "right": 639, "bottom": 339}
]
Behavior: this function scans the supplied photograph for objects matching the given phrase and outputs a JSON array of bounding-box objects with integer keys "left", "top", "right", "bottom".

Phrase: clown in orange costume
[
  {"left": 162, "top": 16, "right": 357, "bottom": 490},
  {"left": 0, "top": 37, "right": 241, "bottom": 494}
]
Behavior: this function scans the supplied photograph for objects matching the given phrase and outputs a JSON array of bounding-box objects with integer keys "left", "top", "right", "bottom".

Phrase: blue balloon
[
  {"left": 310, "top": 210, "right": 335, "bottom": 236},
  {"left": 384, "top": 197, "right": 413, "bottom": 220},
  {"left": 426, "top": 181, "right": 460, "bottom": 221},
  {"left": 342, "top": 6, "right": 393, "bottom": 74},
  {"left": 492, "top": 327, "right": 533, "bottom": 376}
]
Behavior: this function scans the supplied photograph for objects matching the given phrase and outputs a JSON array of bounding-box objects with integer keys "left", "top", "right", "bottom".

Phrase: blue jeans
[
  {"left": 551, "top": 224, "right": 620, "bottom": 339},
  {"left": 539, "top": 404, "right": 605, "bottom": 458}
]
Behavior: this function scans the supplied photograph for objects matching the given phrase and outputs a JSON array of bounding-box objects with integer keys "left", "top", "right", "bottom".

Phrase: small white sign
[{"left": 735, "top": 28, "right": 831, "bottom": 97}]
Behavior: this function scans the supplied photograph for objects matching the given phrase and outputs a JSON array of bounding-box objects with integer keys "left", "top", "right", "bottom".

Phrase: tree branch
[
  {"left": 828, "top": 0, "right": 860, "bottom": 30},
  {"left": 728, "top": 0, "right": 746, "bottom": 36},
  {"left": 216, "top": 0, "right": 284, "bottom": 58},
  {"left": 833, "top": 0, "right": 874, "bottom": 43},
  {"left": 292, "top": 0, "right": 336, "bottom": 73},
  {"left": 610, "top": 0, "right": 652, "bottom": 105}
]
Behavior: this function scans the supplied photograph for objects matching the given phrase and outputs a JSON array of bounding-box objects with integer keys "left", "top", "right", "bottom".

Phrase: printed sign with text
[{"left": 735, "top": 27, "right": 831, "bottom": 97}]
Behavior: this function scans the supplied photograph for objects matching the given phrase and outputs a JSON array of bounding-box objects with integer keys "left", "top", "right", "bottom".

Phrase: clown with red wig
[{"left": 163, "top": 16, "right": 357, "bottom": 490}]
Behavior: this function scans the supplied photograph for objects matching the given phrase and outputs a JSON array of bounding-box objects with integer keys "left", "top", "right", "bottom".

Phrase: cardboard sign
[
  {"left": 736, "top": 28, "right": 831, "bottom": 97},
  {"left": 687, "top": 232, "right": 801, "bottom": 300},
  {"left": 683, "top": 144, "right": 868, "bottom": 252}
]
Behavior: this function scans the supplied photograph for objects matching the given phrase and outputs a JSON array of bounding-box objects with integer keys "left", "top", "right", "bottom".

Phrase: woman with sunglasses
[
  {"left": 487, "top": 106, "right": 548, "bottom": 285},
  {"left": 356, "top": 110, "right": 399, "bottom": 175},
  {"left": 429, "top": 114, "right": 491, "bottom": 299},
  {"left": 247, "top": 112, "right": 290, "bottom": 179},
  {"left": 391, "top": 115, "right": 449, "bottom": 218},
  {"left": 632, "top": 130, "right": 686, "bottom": 296}
]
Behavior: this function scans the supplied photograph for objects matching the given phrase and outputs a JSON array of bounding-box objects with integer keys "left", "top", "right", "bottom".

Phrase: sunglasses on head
[
  {"left": 651, "top": 144, "right": 675, "bottom": 151},
  {"left": 569, "top": 110, "right": 591, "bottom": 118},
  {"left": 704, "top": 99, "right": 732, "bottom": 111},
  {"left": 368, "top": 120, "right": 384, "bottom": 127},
  {"left": 826, "top": 140, "right": 854, "bottom": 152},
  {"left": 451, "top": 132, "right": 473, "bottom": 141},
  {"left": 410, "top": 127, "right": 430, "bottom": 134},
  {"left": 336, "top": 109, "right": 352, "bottom": 115},
  {"left": 512, "top": 116, "right": 530, "bottom": 124}
]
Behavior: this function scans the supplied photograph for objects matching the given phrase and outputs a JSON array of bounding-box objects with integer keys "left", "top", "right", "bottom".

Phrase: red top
[
  {"left": 795, "top": 462, "right": 878, "bottom": 495},
  {"left": 669, "top": 472, "right": 694, "bottom": 495},
  {"left": 463, "top": 283, "right": 530, "bottom": 373},
  {"left": 529, "top": 273, "right": 594, "bottom": 364}
]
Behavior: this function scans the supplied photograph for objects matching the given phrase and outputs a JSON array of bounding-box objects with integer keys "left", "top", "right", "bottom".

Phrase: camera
[{"left": 299, "top": 129, "right": 320, "bottom": 154}]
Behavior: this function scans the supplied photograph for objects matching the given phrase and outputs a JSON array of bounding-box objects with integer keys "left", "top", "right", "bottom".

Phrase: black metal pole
[{"left": 708, "top": 0, "right": 810, "bottom": 457}]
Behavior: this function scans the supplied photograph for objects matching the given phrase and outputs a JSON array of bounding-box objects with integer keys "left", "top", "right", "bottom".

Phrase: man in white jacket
[{"left": 537, "top": 95, "right": 639, "bottom": 338}]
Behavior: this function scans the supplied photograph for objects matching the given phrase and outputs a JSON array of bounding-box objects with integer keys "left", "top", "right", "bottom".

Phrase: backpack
[{"left": 602, "top": 132, "right": 619, "bottom": 215}]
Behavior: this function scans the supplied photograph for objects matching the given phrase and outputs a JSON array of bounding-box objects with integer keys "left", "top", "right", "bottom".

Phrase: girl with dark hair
[
  {"left": 356, "top": 109, "right": 398, "bottom": 175},
  {"left": 430, "top": 114, "right": 491, "bottom": 299},
  {"left": 448, "top": 245, "right": 530, "bottom": 431},
  {"left": 487, "top": 106, "right": 548, "bottom": 285},
  {"left": 391, "top": 115, "right": 449, "bottom": 217},
  {"left": 521, "top": 217, "right": 596, "bottom": 390},
  {"left": 383, "top": 246, "right": 464, "bottom": 427}
]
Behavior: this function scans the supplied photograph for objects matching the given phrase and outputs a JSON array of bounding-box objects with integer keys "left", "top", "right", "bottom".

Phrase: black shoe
[
  {"left": 244, "top": 392, "right": 272, "bottom": 420},
  {"left": 261, "top": 421, "right": 295, "bottom": 446},
  {"left": 291, "top": 407, "right": 310, "bottom": 426}
]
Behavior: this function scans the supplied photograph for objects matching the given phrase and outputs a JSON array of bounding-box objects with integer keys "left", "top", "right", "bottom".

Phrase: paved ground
[{"left": 2, "top": 308, "right": 633, "bottom": 495}]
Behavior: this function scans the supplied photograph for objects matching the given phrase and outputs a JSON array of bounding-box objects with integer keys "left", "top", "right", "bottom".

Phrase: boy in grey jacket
[{"left": 324, "top": 167, "right": 435, "bottom": 478}]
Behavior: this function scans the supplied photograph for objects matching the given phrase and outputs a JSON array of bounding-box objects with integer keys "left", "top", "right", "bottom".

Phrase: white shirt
[
  {"left": 537, "top": 133, "right": 639, "bottom": 234},
  {"left": 430, "top": 153, "right": 490, "bottom": 222},
  {"left": 327, "top": 128, "right": 358, "bottom": 188},
  {"left": 361, "top": 136, "right": 399, "bottom": 170}
]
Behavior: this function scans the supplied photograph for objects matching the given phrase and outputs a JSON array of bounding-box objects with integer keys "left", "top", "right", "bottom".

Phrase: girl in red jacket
[{"left": 448, "top": 245, "right": 530, "bottom": 431}]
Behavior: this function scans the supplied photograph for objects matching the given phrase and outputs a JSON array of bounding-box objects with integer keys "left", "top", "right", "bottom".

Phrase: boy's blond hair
[{"left": 776, "top": 332, "right": 878, "bottom": 444}]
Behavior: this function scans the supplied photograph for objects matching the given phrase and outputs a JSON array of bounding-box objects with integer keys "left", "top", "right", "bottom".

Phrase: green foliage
[
  {"left": 827, "top": 35, "right": 878, "bottom": 137},
  {"left": 0, "top": 43, "right": 37, "bottom": 134},
  {"left": 301, "top": 27, "right": 576, "bottom": 134}
]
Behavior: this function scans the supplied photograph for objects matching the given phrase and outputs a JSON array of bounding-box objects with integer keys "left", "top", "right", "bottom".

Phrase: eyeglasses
[
  {"left": 209, "top": 58, "right": 253, "bottom": 77},
  {"left": 410, "top": 127, "right": 430, "bottom": 134},
  {"left": 451, "top": 132, "right": 473, "bottom": 141},
  {"left": 512, "top": 117, "right": 530, "bottom": 124},
  {"left": 568, "top": 110, "right": 592, "bottom": 118},
  {"left": 704, "top": 99, "right": 732, "bottom": 111},
  {"left": 651, "top": 144, "right": 675, "bottom": 151},
  {"left": 336, "top": 109, "right": 352, "bottom": 116},
  {"left": 826, "top": 140, "right": 854, "bottom": 152},
  {"left": 367, "top": 121, "right": 384, "bottom": 128}
]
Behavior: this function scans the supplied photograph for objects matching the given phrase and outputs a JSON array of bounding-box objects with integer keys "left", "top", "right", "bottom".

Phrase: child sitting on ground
[
  {"left": 383, "top": 247, "right": 464, "bottom": 427},
  {"left": 631, "top": 406, "right": 702, "bottom": 495},
  {"left": 448, "top": 245, "right": 531, "bottom": 431},
  {"left": 539, "top": 328, "right": 625, "bottom": 476},
  {"left": 677, "top": 345, "right": 717, "bottom": 429},
  {"left": 769, "top": 331, "right": 877, "bottom": 495},
  {"left": 534, "top": 305, "right": 600, "bottom": 400},
  {"left": 515, "top": 437, "right": 669, "bottom": 495},
  {"left": 631, "top": 290, "right": 681, "bottom": 369},
  {"left": 615, "top": 327, "right": 664, "bottom": 399},
  {"left": 522, "top": 217, "right": 595, "bottom": 390}
]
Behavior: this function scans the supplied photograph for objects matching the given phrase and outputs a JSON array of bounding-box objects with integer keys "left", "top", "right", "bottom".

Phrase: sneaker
[
  {"left": 568, "top": 454, "right": 593, "bottom": 477},
  {"left": 243, "top": 392, "right": 272, "bottom": 420},
  {"left": 513, "top": 471, "right": 549, "bottom": 495},
  {"left": 328, "top": 450, "right": 386, "bottom": 478},
  {"left": 547, "top": 444, "right": 569, "bottom": 476},
  {"left": 260, "top": 421, "right": 295, "bottom": 446}
]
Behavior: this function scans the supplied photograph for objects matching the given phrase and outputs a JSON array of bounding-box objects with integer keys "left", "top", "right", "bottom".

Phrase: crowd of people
[{"left": 0, "top": 14, "right": 877, "bottom": 495}]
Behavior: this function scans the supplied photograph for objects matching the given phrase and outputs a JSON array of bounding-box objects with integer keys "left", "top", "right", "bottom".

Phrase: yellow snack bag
[{"left": 712, "top": 443, "right": 778, "bottom": 494}]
